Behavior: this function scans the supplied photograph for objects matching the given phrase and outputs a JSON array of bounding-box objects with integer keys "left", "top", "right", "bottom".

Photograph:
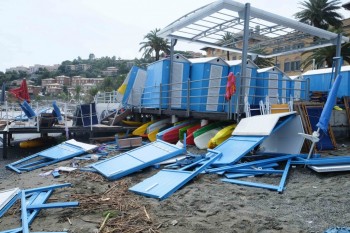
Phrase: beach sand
[{"left": 1, "top": 138, "right": 350, "bottom": 233}]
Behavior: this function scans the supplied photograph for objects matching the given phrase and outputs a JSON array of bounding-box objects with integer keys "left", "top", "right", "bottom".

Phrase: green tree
[
  {"left": 294, "top": 0, "right": 343, "bottom": 29},
  {"left": 249, "top": 48, "right": 275, "bottom": 68},
  {"left": 89, "top": 53, "right": 95, "bottom": 61},
  {"left": 74, "top": 85, "right": 82, "bottom": 102},
  {"left": 139, "top": 28, "right": 170, "bottom": 61},
  {"left": 99, "top": 77, "right": 116, "bottom": 92},
  {"left": 218, "top": 32, "right": 236, "bottom": 60},
  {"left": 301, "top": 42, "right": 350, "bottom": 68}
]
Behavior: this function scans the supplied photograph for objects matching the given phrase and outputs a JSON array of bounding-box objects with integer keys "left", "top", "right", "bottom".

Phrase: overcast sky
[{"left": 0, "top": 0, "right": 349, "bottom": 72}]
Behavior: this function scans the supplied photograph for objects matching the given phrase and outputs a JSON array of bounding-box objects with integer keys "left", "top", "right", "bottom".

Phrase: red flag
[
  {"left": 9, "top": 79, "right": 30, "bottom": 103},
  {"left": 225, "top": 72, "right": 236, "bottom": 101}
]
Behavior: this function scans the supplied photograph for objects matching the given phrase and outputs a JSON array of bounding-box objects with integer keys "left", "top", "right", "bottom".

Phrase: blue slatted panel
[
  {"left": 91, "top": 140, "right": 185, "bottom": 180},
  {"left": 38, "top": 144, "right": 84, "bottom": 160},
  {"left": 212, "top": 136, "right": 265, "bottom": 166},
  {"left": 130, "top": 170, "right": 192, "bottom": 199}
]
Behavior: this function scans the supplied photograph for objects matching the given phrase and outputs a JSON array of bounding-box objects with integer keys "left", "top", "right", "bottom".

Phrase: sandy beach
[{"left": 1, "top": 137, "right": 350, "bottom": 233}]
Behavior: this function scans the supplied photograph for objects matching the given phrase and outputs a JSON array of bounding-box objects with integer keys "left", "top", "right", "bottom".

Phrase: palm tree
[
  {"left": 139, "top": 28, "right": 170, "bottom": 61},
  {"left": 294, "top": 0, "right": 343, "bottom": 29},
  {"left": 218, "top": 32, "right": 236, "bottom": 60},
  {"left": 301, "top": 42, "right": 350, "bottom": 69},
  {"left": 249, "top": 48, "right": 275, "bottom": 68}
]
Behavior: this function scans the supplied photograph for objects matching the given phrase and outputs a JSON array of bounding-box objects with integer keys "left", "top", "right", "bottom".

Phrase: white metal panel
[
  {"left": 0, "top": 188, "right": 20, "bottom": 210},
  {"left": 206, "top": 65, "right": 223, "bottom": 111},
  {"left": 128, "top": 69, "right": 147, "bottom": 106},
  {"left": 309, "top": 165, "right": 350, "bottom": 173},
  {"left": 294, "top": 80, "right": 302, "bottom": 99},
  {"left": 259, "top": 115, "right": 304, "bottom": 154},
  {"left": 268, "top": 73, "right": 278, "bottom": 104},
  {"left": 65, "top": 139, "right": 97, "bottom": 152},
  {"left": 233, "top": 111, "right": 296, "bottom": 136},
  {"left": 242, "top": 68, "right": 252, "bottom": 97},
  {"left": 170, "top": 62, "right": 184, "bottom": 108}
]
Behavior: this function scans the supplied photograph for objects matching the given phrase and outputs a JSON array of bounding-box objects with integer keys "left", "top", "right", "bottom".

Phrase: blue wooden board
[
  {"left": 38, "top": 144, "right": 84, "bottom": 160},
  {"left": 129, "top": 150, "right": 221, "bottom": 200},
  {"left": 91, "top": 140, "right": 185, "bottom": 180},
  {"left": 130, "top": 170, "right": 192, "bottom": 199},
  {"left": 212, "top": 136, "right": 265, "bottom": 166}
]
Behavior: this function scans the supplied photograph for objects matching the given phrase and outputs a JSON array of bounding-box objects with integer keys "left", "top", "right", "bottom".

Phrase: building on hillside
[
  {"left": 46, "top": 83, "right": 63, "bottom": 95},
  {"left": 82, "top": 83, "right": 96, "bottom": 92},
  {"left": 56, "top": 75, "right": 71, "bottom": 86},
  {"left": 71, "top": 76, "right": 89, "bottom": 87},
  {"left": 28, "top": 85, "right": 42, "bottom": 96},
  {"left": 71, "top": 76, "right": 104, "bottom": 87},
  {"left": 29, "top": 64, "right": 46, "bottom": 74},
  {"left": 28, "top": 64, "right": 60, "bottom": 74},
  {"left": 65, "top": 64, "right": 91, "bottom": 72},
  {"left": 102, "top": 67, "right": 118, "bottom": 76},
  {"left": 89, "top": 78, "right": 104, "bottom": 85},
  {"left": 6, "top": 66, "right": 30, "bottom": 73},
  {"left": 65, "top": 65, "right": 76, "bottom": 72},
  {"left": 201, "top": 18, "right": 350, "bottom": 76},
  {"left": 41, "top": 78, "right": 56, "bottom": 88},
  {"left": 76, "top": 64, "right": 91, "bottom": 71},
  {"left": 45, "top": 64, "right": 60, "bottom": 72}
]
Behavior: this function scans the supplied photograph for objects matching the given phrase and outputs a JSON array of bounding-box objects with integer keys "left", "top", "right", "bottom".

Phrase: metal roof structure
[{"left": 159, "top": 0, "right": 349, "bottom": 58}]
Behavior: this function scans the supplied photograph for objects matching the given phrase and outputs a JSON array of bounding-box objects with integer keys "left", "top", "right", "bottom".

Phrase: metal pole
[
  {"left": 90, "top": 103, "right": 93, "bottom": 131},
  {"left": 236, "top": 3, "right": 250, "bottom": 119},
  {"left": 168, "top": 39, "right": 177, "bottom": 109},
  {"left": 334, "top": 33, "right": 342, "bottom": 78}
]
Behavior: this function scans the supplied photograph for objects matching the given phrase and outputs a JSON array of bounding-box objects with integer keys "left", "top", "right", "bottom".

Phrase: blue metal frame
[
  {"left": 6, "top": 142, "right": 90, "bottom": 173},
  {"left": 207, "top": 154, "right": 298, "bottom": 174},
  {"left": 222, "top": 159, "right": 292, "bottom": 193},
  {"left": 0, "top": 183, "right": 77, "bottom": 233},
  {"left": 130, "top": 149, "right": 222, "bottom": 200},
  {"left": 292, "top": 156, "right": 350, "bottom": 165}
]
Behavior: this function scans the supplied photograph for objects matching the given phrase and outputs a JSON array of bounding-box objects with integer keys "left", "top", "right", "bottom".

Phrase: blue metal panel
[
  {"left": 190, "top": 60, "right": 229, "bottom": 112},
  {"left": 142, "top": 59, "right": 170, "bottom": 108},
  {"left": 130, "top": 150, "right": 221, "bottom": 200},
  {"left": 38, "top": 143, "right": 84, "bottom": 160},
  {"left": 227, "top": 65, "right": 258, "bottom": 111},
  {"left": 256, "top": 67, "right": 284, "bottom": 105},
  {"left": 91, "top": 140, "right": 185, "bottom": 180},
  {"left": 6, "top": 141, "right": 89, "bottom": 173},
  {"left": 212, "top": 136, "right": 265, "bottom": 166},
  {"left": 304, "top": 70, "right": 350, "bottom": 97},
  {"left": 122, "top": 66, "right": 140, "bottom": 105}
]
